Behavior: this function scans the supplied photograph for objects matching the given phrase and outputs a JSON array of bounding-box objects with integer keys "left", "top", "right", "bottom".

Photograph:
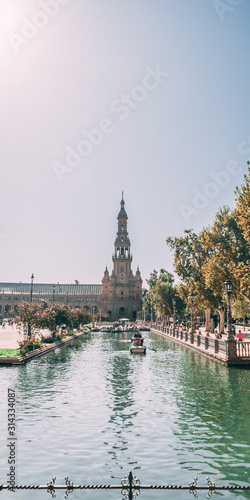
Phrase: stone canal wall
[
  {"left": 151, "top": 325, "right": 250, "bottom": 365},
  {"left": 0, "top": 330, "right": 89, "bottom": 365}
]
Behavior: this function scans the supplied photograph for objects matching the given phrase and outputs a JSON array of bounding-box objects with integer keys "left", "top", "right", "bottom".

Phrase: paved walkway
[{"left": 0, "top": 325, "right": 24, "bottom": 349}]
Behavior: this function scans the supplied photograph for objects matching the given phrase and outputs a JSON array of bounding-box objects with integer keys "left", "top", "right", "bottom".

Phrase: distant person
[
  {"left": 236, "top": 330, "right": 245, "bottom": 349},
  {"left": 236, "top": 330, "right": 244, "bottom": 341},
  {"left": 214, "top": 330, "right": 222, "bottom": 339}
]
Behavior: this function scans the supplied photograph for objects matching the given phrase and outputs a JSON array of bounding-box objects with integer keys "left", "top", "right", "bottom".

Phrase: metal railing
[
  {"left": 152, "top": 325, "right": 250, "bottom": 360},
  {"left": 1, "top": 471, "right": 250, "bottom": 499}
]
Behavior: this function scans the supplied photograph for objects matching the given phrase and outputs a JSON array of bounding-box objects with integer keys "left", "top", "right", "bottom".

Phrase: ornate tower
[
  {"left": 112, "top": 192, "right": 132, "bottom": 279},
  {"left": 101, "top": 193, "right": 142, "bottom": 321}
]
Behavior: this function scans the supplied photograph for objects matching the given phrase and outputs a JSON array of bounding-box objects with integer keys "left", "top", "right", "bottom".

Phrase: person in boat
[
  {"left": 133, "top": 340, "right": 140, "bottom": 346},
  {"left": 139, "top": 339, "right": 143, "bottom": 346}
]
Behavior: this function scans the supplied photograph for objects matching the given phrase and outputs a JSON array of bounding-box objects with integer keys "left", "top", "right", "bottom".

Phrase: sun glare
[{"left": 0, "top": 1, "right": 19, "bottom": 32}]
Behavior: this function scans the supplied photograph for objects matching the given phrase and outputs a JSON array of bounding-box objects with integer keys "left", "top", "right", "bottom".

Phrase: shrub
[
  {"left": 40, "top": 332, "right": 67, "bottom": 343},
  {"left": 18, "top": 338, "right": 44, "bottom": 355},
  {"left": 40, "top": 334, "right": 55, "bottom": 344}
]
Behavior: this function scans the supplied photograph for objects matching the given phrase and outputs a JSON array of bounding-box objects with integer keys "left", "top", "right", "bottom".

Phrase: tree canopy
[{"left": 165, "top": 165, "right": 250, "bottom": 330}]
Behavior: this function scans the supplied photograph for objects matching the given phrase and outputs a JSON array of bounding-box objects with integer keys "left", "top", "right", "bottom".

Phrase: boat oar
[{"left": 146, "top": 346, "right": 157, "bottom": 352}]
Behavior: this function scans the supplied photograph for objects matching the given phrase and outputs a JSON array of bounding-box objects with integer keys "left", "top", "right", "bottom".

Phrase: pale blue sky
[{"left": 0, "top": 0, "right": 249, "bottom": 285}]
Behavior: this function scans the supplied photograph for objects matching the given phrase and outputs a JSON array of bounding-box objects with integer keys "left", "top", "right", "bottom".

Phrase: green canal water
[{"left": 0, "top": 331, "right": 250, "bottom": 500}]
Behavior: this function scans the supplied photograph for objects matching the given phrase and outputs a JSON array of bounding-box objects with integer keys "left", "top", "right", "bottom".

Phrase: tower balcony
[{"left": 112, "top": 254, "right": 132, "bottom": 261}]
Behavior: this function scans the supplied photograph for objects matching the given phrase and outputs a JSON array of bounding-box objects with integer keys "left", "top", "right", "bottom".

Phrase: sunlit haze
[{"left": 1, "top": 0, "right": 250, "bottom": 285}]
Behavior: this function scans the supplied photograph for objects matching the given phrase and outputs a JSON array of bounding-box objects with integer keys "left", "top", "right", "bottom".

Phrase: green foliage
[
  {"left": 145, "top": 269, "right": 184, "bottom": 320},
  {"left": 12, "top": 301, "right": 92, "bottom": 342},
  {"left": 0, "top": 348, "right": 20, "bottom": 357},
  {"left": 166, "top": 166, "right": 250, "bottom": 316},
  {"left": 235, "top": 163, "right": 250, "bottom": 242},
  {"left": 231, "top": 298, "right": 250, "bottom": 322}
]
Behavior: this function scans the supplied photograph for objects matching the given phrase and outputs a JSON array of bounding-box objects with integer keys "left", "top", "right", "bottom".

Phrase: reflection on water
[
  {"left": 0, "top": 331, "right": 250, "bottom": 500},
  {"left": 173, "top": 350, "right": 250, "bottom": 483},
  {"left": 104, "top": 354, "right": 136, "bottom": 471}
]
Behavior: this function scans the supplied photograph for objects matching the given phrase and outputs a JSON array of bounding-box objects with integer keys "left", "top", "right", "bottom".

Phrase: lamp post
[
  {"left": 150, "top": 307, "right": 153, "bottom": 326},
  {"left": 224, "top": 278, "right": 236, "bottom": 358},
  {"left": 173, "top": 299, "right": 176, "bottom": 334},
  {"left": 224, "top": 279, "right": 233, "bottom": 339},
  {"left": 92, "top": 306, "right": 95, "bottom": 327},
  {"left": 155, "top": 305, "right": 158, "bottom": 325},
  {"left": 190, "top": 293, "right": 194, "bottom": 333},
  {"left": 30, "top": 274, "right": 34, "bottom": 303},
  {"left": 52, "top": 285, "right": 55, "bottom": 303}
]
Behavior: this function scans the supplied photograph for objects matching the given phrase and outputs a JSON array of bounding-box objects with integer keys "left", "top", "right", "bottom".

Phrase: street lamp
[
  {"left": 92, "top": 306, "right": 96, "bottom": 327},
  {"left": 224, "top": 278, "right": 236, "bottom": 358},
  {"left": 30, "top": 274, "right": 34, "bottom": 303},
  {"left": 52, "top": 285, "right": 55, "bottom": 303},
  {"left": 150, "top": 307, "right": 153, "bottom": 326},
  {"left": 224, "top": 279, "right": 233, "bottom": 340},
  {"left": 190, "top": 293, "right": 194, "bottom": 333},
  {"left": 173, "top": 299, "right": 176, "bottom": 332}
]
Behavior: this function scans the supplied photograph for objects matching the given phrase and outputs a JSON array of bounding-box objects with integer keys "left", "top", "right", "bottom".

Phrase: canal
[{"left": 0, "top": 331, "right": 250, "bottom": 500}]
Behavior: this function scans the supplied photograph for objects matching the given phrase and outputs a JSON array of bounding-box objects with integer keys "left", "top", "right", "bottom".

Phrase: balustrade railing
[
  {"left": 152, "top": 325, "right": 250, "bottom": 360},
  {"left": 1, "top": 471, "right": 250, "bottom": 499}
]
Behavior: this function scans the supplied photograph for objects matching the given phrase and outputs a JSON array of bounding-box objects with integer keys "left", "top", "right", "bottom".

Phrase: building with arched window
[{"left": 0, "top": 195, "right": 142, "bottom": 321}]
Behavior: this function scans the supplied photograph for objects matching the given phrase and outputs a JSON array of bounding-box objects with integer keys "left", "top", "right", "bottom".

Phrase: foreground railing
[
  {"left": 1, "top": 471, "right": 250, "bottom": 499},
  {"left": 152, "top": 325, "right": 250, "bottom": 360}
]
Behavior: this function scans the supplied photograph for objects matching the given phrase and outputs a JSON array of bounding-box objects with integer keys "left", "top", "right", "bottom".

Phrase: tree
[
  {"left": 235, "top": 163, "right": 250, "bottom": 241},
  {"left": 231, "top": 298, "right": 250, "bottom": 330},
  {"left": 166, "top": 230, "right": 216, "bottom": 331},
  {"left": 146, "top": 269, "right": 178, "bottom": 322},
  {"left": 13, "top": 301, "right": 92, "bottom": 342},
  {"left": 70, "top": 308, "right": 92, "bottom": 329},
  {"left": 14, "top": 301, "right": 40, "bottom": 339},
  {"left": 201, "top": 205, "right": 250, "bottom": 313},
  {"left": 233, "top": 164, "right": 250, "bottom": 300}
]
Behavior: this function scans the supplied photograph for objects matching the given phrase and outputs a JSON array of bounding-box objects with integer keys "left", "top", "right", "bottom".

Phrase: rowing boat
[{"left": 130, "top": 345, "right": 146, "bottom": 354}]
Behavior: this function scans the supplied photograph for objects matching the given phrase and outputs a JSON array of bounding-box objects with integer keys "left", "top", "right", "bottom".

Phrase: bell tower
[
  {"left": 112, "top": 192, "right": 132, "bottom": 278},
  {"left": 101, "top": 193, "right": 142, "bottom": 321}
]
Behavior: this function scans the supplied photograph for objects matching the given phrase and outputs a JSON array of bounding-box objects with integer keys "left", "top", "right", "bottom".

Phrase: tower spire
[{"left": 118, "top": 192, "right": 127, "bottom": 220}]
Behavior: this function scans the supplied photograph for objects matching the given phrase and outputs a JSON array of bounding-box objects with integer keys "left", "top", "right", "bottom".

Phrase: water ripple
[{"left": 0, "top": 332, "right": 250, "bottom": 498}]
